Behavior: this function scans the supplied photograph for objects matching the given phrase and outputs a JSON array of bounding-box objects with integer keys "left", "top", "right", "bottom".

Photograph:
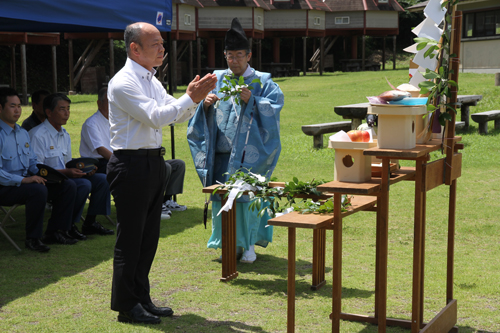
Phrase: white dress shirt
[
  {"left": 108, "top": 58, "right": 198, "bottom": 150},
  {"left": 28, "top": 119, "right": 72, "bottom": 169},
  {"left": 80, "top": 110, "right": 112, "bottom": 158}
]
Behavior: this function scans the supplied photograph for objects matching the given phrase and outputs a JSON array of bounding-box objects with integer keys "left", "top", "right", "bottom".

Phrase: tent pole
[
  {"left": 20, "top": 43, "right": 28, "bottom": 105},
  {"left": 109, "top": 38, "right": 115, "bottom": 78},
  {"left": 69, "top": 39, "right": 74, "bottom": 93},
  {"left": 52, "top": 45, "right": 57, "bottom": 93},
  {"left": 10, "top": 45, "right": 16, "bottom": 89}
]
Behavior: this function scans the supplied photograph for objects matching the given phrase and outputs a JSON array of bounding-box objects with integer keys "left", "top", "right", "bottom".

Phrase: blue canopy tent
[
  {"left": 0, "top": 0, "right": 179, "bottom": 163},
  {"left": 0, "top": 0, "right": 172, "bottom": 33},
  {"left": 0, "top": 0, "right": 172, "bottom": 101}
]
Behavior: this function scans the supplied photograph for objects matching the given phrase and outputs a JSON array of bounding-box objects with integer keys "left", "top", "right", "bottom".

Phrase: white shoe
[
  {"left": 240, "top": 245, "right": 256, "bottom": 264},
  {"left": 161, "top": 204, "right": 172, "bottom": 220},
  {"left": 164, "top": 199, "right": 187, "bottom": 212},
  {"left": 216, "top": 247, "right": 244, "bottom": 262}
]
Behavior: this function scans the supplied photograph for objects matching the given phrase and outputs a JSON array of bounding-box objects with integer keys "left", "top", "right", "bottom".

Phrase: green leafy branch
[
  {"left": 416, "top": 0, "right": 460, "bottom": 126},
  {"left": 218, "top": 75, "right": 262, "bottom": 106},
  {"left": 213, "top": 170, "right": 352, "bottom": 218}
]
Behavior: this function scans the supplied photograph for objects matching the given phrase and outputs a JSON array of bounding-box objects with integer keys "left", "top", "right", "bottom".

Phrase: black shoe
[
  {"left": 67, "top": 224, "right": 87, "bottom": 241},
  {"left": 82, "top": 221, "right": 114, "bottom": 236},
  {"left": 43, "top": 230, "right": 78, "bottom": 245},
  {"left": 25, "top": 238, "right": 50, "bottom": 253},
  {"left": 142, "top": 302, "right": 174, "bottom": 317},
  {"left": 117, "top": 303, "right": 161, "bottom": 324}
]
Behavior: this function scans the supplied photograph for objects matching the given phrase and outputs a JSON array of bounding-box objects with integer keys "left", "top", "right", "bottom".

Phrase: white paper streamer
[
  {"left": 217, "top": 179, "right": 256, "bottom": 216},
  {"left": 424, "top": 0, "right": 447, "bottom": 25}
]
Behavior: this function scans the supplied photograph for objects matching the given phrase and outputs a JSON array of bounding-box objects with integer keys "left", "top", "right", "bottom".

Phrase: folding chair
[{"left": 0, "top": 205, "right": 22, "bottom": 252}]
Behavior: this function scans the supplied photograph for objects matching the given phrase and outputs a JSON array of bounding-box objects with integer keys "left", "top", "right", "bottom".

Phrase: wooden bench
[
  {"left": 268, "top": 196, "right": 377, "bottom": 290},
  {"left": 471, "top": 110, "right": 500, "bottom": 134},
  {"left": 301, "top": 121, "right": 351, "bottom": 148}
]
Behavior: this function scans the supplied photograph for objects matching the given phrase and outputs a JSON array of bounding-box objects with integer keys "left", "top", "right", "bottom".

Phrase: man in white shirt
[
  {"left": 80, "top": 87, "right": 112, "bottom": 173},
  {"left": 107, "top": 22, "right": 217, "bottom": 325}
]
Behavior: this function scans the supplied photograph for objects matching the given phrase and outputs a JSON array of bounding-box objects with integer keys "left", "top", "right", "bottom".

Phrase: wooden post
[
  {"left": 393, "top": 36, "right": 397, "bottom": 70},
  {"left": 20, "top": 43, "right": 28, "bottom": 105},
  {"left": 320, "top": 37, "right": 324, "bottom": 75},
  {"left": 51, "top": 45, "right": 57, "bottom": 93},
  {"left": 248, "top": 37, "right": 253, "bottom": 67},
  {"left": 257, "top": 39, "right": 262, "bottom": 71},
  {"left": 69, "top": 39, "right": 74, "bottom": 93},
  {"left": 188, "top": 41, "right": 193, "bottom": 81},
  {"left": 351, "top": 35, "right": 357, "bottom": 59},
  {"left": 291, "top": 37, "right": 296, "bottom": 69},
  {"left": 287, "top": 227, "right": 296, "bottom": 333},
  {"left": 197, "top": 37, "right": 201, "bottom": 76},
  {"left": 362, "top": 35, "right": 366, "bottom": 71},
  {"left": 273, "top": 37, "right": 280, "bottom": 63},
  {"left": 303, "top": 37, "right": 307, "bottom": 76},
  {"left": 207, "top": 38, "right": 215, "bottom": 68},
  {"left": 382, "top": 37, "right": 386, "bottom": 70}
]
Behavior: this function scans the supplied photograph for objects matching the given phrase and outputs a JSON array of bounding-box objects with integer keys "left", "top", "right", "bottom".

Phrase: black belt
[{"left": 114, "top": 147, "right": 166, "bottom": 156}]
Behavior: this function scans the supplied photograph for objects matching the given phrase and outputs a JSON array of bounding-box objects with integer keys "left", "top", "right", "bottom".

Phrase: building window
[
  {"left": 314, "top": 17, "right": 321, "bottom": 26},
  {"left": 378, "top": 0, "right": 389, "bottom": 3},
  {"left": 335, "top": 17, "right": 349, "bottom": 25},
  {"left": 184, "top": 14, "right": 191, "bottom": 26},
  {"left": 257, "top": 16, "right": 262, "bottom": 26},
  {"left": 463, "top": 9, "right": 500, "bottom": 38}
]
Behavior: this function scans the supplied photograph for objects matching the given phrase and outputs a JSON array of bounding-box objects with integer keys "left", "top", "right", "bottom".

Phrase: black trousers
[
  {"left": 107, "top": 152, "right": 167, "bottom": 312},
  {"left": 0, "top": 181, "right": 76, "bottom": 239}
]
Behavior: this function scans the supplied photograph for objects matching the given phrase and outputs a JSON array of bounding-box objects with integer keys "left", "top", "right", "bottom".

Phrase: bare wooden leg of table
[
  {"left": 460, "top": 104, "right": 470, "bottom": 131},
  {"left": 312, "top": 228, "right": 326, "bottom": 290},
  {"left": 447, "top": 180, "right": 457, "bottom": 302},
  {"left": 220, "top": 198, "right": 238, "bottom": 282},
  {"left": 374, "top": 158, "right": 390, "bottom": 333},
  {"left": 287, "top": 227, "right": 296, "bottom": 333},
  {"left": 412, "top": 159, "right": 425, "bottom": 332},
  {"left": 332, "top": 194, "right": 343, "bottom": 332},
  {"left": 351, "top": 118, "right": 362, "bottom": 130}
]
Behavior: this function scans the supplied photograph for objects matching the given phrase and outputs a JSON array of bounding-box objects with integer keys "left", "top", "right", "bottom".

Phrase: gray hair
[
  {"left": 124, "top": 23, "right": 143, "bottom": 55},
  {"left": 97, "top": 87, "right": 108, "bottom": 101}
]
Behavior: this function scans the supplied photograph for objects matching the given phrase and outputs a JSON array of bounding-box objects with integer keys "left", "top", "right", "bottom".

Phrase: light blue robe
[{"left": 187, "top": 67, "right": 284, "bottom": 250}]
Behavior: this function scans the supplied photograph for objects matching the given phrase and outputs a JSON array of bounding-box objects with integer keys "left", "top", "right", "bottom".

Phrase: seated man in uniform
[
  {"left": 0, "top": 88, "right": 78, "bottom": 251},
  {"left": 21, "top": 89, "right": 50, "bottom": 131},
  {"left": 80, "top": 87, "right": 112, "bottom": 173},
  {"left": 29, "top": 93, "right": 114, "bottom": 238},
  {"left": 160, "top": 159, "right": 187, "bottom": 219}
]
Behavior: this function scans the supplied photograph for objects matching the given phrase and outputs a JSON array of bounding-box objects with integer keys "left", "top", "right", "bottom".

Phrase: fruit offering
[{"left": 346, "top": 130, "right": 370, "bottom": 142}]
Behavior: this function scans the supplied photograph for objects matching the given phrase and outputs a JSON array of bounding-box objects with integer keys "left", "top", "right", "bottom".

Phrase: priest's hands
[
  {"left": 240, "top": 87, "right": 251, "bottom": 104},
  {"left": 203, "top": 94, "right": 220, "bottom": 112},
  {"left": 187, "top": 74, "right": 217, "bottom": 103}
]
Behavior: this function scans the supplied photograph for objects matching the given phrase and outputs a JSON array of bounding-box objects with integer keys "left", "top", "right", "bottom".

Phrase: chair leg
[
  {"left": 105, "top": 215, "right": 116, "bottom": 226},
  {"left": 0, "top": 226, "right": 22, "bottom": 252},
  {"left": 1, "top": 206, "right": 17, "bottom": 223}
]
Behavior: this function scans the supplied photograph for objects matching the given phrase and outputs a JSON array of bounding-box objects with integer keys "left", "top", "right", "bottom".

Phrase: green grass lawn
[{"left": 1, "top": 69, "right": 499, "bottom": 332}]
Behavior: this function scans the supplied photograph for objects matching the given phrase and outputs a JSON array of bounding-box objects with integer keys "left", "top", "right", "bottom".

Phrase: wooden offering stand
[{"left": 268, "top": 138, "right": 463, "bottom": 333}]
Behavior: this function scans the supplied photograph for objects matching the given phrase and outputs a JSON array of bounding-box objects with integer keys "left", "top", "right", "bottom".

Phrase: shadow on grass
[
  {"left": 119, "top": 313, "right": 269, "bottom": 332},
  {"left": 0, "top": 207, "right": 205, "bottom": 307},
  {"left": 159, "top": 207, "right": 205, "bottom": 238}
]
